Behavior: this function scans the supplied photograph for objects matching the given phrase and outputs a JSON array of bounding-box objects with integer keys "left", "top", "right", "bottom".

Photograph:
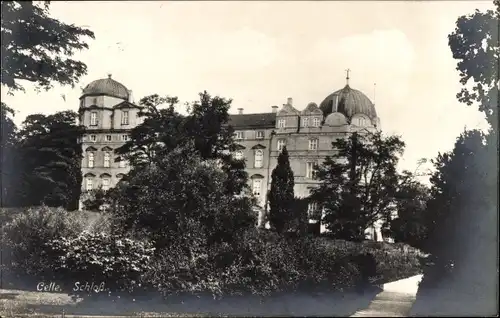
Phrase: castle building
[{"left": 78, "top": 74, "right": 385, "bottom": 240}]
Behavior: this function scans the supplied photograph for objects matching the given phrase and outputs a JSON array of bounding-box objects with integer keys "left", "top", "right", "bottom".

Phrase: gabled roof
[
  {"left": 228, "top": 113, "right": 276, "bottom": 129},
  {"left": 114, "top": 100, "right": 143, "bottom": 109}
]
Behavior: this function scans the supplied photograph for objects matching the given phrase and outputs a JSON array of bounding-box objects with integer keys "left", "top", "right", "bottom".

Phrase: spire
[{"left": 345, "top": 68, "right": 351, "bottom": 86}]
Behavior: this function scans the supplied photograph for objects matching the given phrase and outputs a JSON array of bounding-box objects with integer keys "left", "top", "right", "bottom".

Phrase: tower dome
[
  {"left": 319, "top": 85, "right": 377, "bottom": 120},
  {"left": 80, "top": 74, "right": 130, "bottom": 100}
]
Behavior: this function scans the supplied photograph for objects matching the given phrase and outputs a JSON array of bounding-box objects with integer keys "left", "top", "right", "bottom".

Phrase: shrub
[
  {"left": 46, "top": 231, "right": 155, "bottom": 295},
  {"left": 1, "top": 206, "right": 97, "bottom": 278}
]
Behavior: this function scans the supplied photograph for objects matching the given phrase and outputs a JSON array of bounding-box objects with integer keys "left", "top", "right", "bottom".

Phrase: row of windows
[
  {"left": 85, "top": 176, "right": 119, "bottom": 191},
  {"left": 250, "top": 169, "right": 319, "bottom": 197},
  {"left": 84, "top": 134, "right": 130, "bottom": 142},
  {"left": 276, "top": 138, "right": 318, "bottom": 151},
  {"left": 90, "top": 111, "right": 130, "bottom": 126},
  {"left": 277, "top": 117, "right": 321, "bottom": 129},
  {"left": 235, "top": 130, "right": 264, "bottom": 140},
  {"left": 87, "top": 152, "right": 127, "bottom": 168}
]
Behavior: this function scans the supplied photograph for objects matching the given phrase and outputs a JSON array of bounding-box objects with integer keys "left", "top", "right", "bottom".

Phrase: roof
[
  {"left": 228, "top": 113, "right": 276, "bottom": 129},
  {"left": 319, "top": 85, "right": 377, "bottom": 119},
  {"left": 81, "top": 74, "right": 130, "bottom": 100}
]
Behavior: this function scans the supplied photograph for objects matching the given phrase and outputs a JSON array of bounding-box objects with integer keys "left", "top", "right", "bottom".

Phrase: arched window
[
  {"left": 104, "top": 152, "right": 111, "bottom": 167},
  {"left": 86, "top": 178, "right": 93, "bottom": 191},
  {"left": 252, "top": 179, "right": 262, "bottom": 196},
  {"left": 102, "top": 178, "right": 110, "bottom": 191},
  {"left": 88, "top": 152, "right": 95, "bottom": 168},
  {"left": 254, "top": 149, "right": 263, "bottom": 168}
]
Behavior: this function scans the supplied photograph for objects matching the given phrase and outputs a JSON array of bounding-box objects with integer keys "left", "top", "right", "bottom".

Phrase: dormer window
[
  {"left": 92, "top": 97, "right": 98, "bottom": 105},
  {"left": 121, "top": 111, "right": 129, "bottom": 125},
  {"left": 90, "top": 112, "right": 98, "bottom": 126},
  {"left": 278, "top": 119, "right": 286, "bottom": 128},
  {"left": 303, "top": 117, "right": 309, "bottom": 127},
  {"left": 90, "top": 135, "right": 97, "bottom": 142},
  {"left": 256, "top": 131, "right": 265, "bottom": 139},
  {"left": 313, "top": 117, "right": 320, "bottom": 127}
]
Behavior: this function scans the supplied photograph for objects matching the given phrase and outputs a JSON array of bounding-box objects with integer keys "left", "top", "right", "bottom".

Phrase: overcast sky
[{"left": 1, "top": 1, "right": 494, "bottom": 177}]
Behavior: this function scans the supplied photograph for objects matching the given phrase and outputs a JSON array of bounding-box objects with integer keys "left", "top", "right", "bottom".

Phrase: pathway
[{"left": 351, "top": 274, "right": 423, "bottom": 317}]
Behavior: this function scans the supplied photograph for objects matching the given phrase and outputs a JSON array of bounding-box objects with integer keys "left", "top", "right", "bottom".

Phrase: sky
[{"left": 1, "top": 1, "right": 494, "bottom": 178}]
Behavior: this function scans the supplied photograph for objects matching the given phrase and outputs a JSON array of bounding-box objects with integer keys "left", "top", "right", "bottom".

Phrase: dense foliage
[{"left": 1, "top": 1, "right": 94, "bottom": 92}]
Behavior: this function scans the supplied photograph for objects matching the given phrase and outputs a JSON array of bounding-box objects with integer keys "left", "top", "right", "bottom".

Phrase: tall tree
[
  {"left": 311, "top": 132, "right": 405, "bottom": 241},
  {"left": 17, "top": 111, "right": 84, "bottom": 209},
  {"left": 448, "top": 0, "right": 499, "bottom": 132},
  {"left": 1, "top": 1, "right": 94, "bottom": 92},
  {"left": 268, "top": 147, "right": 295, "bottom": 233}
]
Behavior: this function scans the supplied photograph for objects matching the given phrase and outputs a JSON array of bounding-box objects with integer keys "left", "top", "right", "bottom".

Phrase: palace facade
[{"left": 78, "top": 75, "right": 385, "bottom": 240}]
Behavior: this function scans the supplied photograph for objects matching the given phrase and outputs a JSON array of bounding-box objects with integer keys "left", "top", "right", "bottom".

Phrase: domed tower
[
  {"left": 79, "top": 75, "right": 144, "bottom": 210},
  {"left": 320, "top": 71, "right": 381, "bottom": 130}
]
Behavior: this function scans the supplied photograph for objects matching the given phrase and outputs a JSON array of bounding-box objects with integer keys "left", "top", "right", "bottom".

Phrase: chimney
[
  {"left": 237, "top": 108, "right": 243, "bottom": 114},
  {"left": 271, "top": 106, "right": 278, "bottom": 113},
  {"left": 287, "top": 97, "right": 293, "bottom": 106},
  {"left": 127, "top": 89, "right": 133, "bottom": 103}
]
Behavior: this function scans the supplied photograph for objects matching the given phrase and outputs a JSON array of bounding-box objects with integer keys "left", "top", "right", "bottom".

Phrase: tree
[
  {"left": 116, "top": 91, "right": 248, "bottom": 196},
  {"left": 311, "top": 132, "right": 405, "bottom": 241},
  {"left": 17, "top": 110, "right": 84, "bottom": 210},
  {"left": 448, "top": 0, "right": 499, "bottom": 132},
  {"left": 110, "top": 144, "right": 257, "bottom": 251},
  {"left": 1, "top": 1, "right": 95, "bottom": 93},
  {"left": 268, "top": 147, "right": 295, "bottom": 233},
  {"left": 0, "top": 103, "right": 19, "bottom": 206},
  {"left": 389, "top": 176, "right": 430, "bottom": 248}
]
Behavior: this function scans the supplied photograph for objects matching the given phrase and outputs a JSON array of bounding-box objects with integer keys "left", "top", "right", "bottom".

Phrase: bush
[
  {"left": 1, "top": 206, "right": 88, "bottom": 277},
  {"left": 45, "top": 231, "right": 156, "bottom": 296}
]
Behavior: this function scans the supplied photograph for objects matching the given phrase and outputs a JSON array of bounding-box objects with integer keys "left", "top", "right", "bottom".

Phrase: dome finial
[
  {"left": 345, "top": 68, "right": 351, "bottom": 86},
  {"left": 373, "top": 82, "right": 377, "bottom": 105},
  {"left": 107, "top": 73, "right": 112, "bottom": 79}
]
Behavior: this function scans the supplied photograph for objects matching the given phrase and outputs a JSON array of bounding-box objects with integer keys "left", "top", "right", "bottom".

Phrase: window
[
  {"left": 106, "top": 135, "right": 112, "bottom": 142},
  {"left": 278, "top": 119, "right": 286, "bottom": 128},
  {"left": 122, "top": 134, "right": 129, "bottom": 141},
  {"left": 302, "top": 117, "right": 309, "bottom": 127},
  {"left": 306, "top": 162, "right": 318, "bottom": 179},
  {"left": 234, "top": 150, "right": 244, "bottom": 160},
  {"left": 254, "top": 149, "right": 263, "bottom": 168},
  {"left": 313, "top": 117, "right": 320, "bottom": 127},
  {"left": 277, "top": 139, "right": 286, "bottom": 152},
  {"left": 308, "top": 202, "right": 319, "bottom": 218},
  {"left": 235, "top": 131, "right": 244, "bottom": 140},
  {"left": 104, "top": 152, "right": 111, "bottom": 167},
  {"left": 90, "top": 112, "right": 97, "bottom": 126},
  {"left": 121, "top": 111, "right": 129, "bottom": 125},
  {"left": 119, "top": 158, "right": 126, "bottom": 168},
  {"left": 102, "top": 178, "right": 110, "bottom": 191},
  {"left": 309, "top": 138, "right": 318, "bottom": 150},
  {"left": 90, "top": 135, "right": 97, "bottom": 142},
  {"left": 88, "top": 152, "right": 95, "bottom": 168},
  {"left": 256, "top": 131, "right": 265, "bottom": 139},
  {"left": 252, "top": 179, "right": 262, "bottom": 196},
  {"left": 92, "top": 97, "right": 98, "bottom": 105},
  {"left": 86, "top": 178, "right": 93, "bottom": 191}
]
